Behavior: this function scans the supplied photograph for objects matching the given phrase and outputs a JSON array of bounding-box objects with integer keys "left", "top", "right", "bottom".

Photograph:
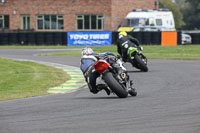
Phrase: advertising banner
[{"left": 67, "top": 32, "right": 112, "bottom": 46}]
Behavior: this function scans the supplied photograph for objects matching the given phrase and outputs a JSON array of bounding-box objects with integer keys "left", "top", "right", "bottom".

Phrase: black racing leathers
[{"left": 117, "top": 35, "right": 140, "bottom": 60}]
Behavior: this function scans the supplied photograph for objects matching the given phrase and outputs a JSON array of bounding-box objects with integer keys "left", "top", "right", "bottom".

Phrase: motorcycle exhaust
[{"left": 120, "top": 73, "right": 126, "bottom": 79}]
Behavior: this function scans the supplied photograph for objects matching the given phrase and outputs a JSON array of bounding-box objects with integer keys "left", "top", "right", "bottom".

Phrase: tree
[
  {"left": 182, "top": 0, "right": 200, "bottom": 30},
  {"left": 159, "top": 0, "right": 185, "bottom": 29}
]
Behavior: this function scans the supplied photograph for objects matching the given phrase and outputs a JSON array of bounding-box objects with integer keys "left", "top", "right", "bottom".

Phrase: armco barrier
[{"left": 0, "top": 31, "right": 200, "bottom": 45}]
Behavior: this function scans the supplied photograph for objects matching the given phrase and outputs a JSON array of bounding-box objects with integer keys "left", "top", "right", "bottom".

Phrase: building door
[{"left": 21, "top": 15, "right": 30, "bottom": 30}]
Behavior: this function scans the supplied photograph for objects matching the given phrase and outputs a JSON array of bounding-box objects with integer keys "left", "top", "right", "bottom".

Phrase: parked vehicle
[
  {"left": 118, "top": 9, "right": 175, "bottom": 32},
  {"left": 118, "top": 8, "right": 192, "bottom": 45},
  {"left": 94, "top": 55, "right": 137, "bottom": 98},
  {"left": 182, "top": 33, "right": 192, "bottom": 44}
]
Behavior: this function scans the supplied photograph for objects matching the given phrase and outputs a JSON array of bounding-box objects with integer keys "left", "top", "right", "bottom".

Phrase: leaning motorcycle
[
  {"left": 127, "top": 46, "right": 148, "bottom": 72},
  {"left": 94, "top": 55, "right": 137, "bottom": 98}
]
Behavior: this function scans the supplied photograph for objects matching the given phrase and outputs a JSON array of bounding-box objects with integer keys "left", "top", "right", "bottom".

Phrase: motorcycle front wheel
[
  {"left": 103, "top": 72, "right": 128, "bottom": 98},
  {"left": 133, "top": 54, "right": 148, "bottom": 72}
]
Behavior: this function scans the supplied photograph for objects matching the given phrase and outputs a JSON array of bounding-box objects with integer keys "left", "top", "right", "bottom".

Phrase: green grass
[
  {"left": 143, "top": 45, "right": 200, "bottom": 60},
  {"left": 0, "top": 58, "right": 70, "bottom": 101},
  {"left": 39, "top": 45, "right": 200, "bottom": 60}
]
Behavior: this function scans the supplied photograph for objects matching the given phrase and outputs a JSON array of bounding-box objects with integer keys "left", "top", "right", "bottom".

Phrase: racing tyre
[
  {"left": 134, "top": 54, "right": 148, "bottom": 72},
  {"left": 103, "top": 72, "right": 128, "bottom": 98}
]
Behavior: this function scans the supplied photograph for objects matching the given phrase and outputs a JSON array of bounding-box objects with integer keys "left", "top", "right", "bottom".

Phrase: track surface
[{"left": 0, "top": 49, "right": 200, "bottom": 133}]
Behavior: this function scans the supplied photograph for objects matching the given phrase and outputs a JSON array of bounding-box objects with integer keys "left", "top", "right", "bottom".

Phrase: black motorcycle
[
  {"left": 127, "top": 46, "right": 148, "bottom": 72},
  {"left": 94, "top": 55, "right": 137, "bottom": 98}
]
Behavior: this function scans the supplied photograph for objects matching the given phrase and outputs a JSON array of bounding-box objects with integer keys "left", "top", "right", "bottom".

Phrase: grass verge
[
  {"left": 0, "top": 58, "right": 70, "bottom": 101},
  {"left": 39, "top": 45, "right": 200, "bottom": 60}
]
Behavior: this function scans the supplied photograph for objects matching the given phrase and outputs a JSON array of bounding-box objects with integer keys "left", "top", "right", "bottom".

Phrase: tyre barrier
[
  {"left": 129, "top": 32, "right": 142, "bottom": 44},
  {"left": 27, "top": 32, "right": 36, "bottom": 45},
  {"left": 0, "top": 31, "right": 200, "bottom": 45},
  {"left": 62, "top": 32, "right": 67, "bottom": 45},
  {"left": 54, "top": 32, "right": 63, "bottom": 45},
  {"left": 8, "top": 33, "right": 18, "bottom": 44},
  {"left": 190, "top": 33, "right": 200, "bottom": 44},
  {"left": 142, "top": 32, "right": 151, "bottom": 45},
  {"left": 151, "top": 32, "right": 161, "bottom": 45},
  {"left": 35, "top": 32, "right": 45, "bottom": 45},
  {"left": 177, "top": 31, "right": 182, "bottom": 45},
  {"left": 18, "top": 33, "right": 27, "bottom": 45},
  {"left": 45, "top": 32, "right": 54, "bottom": 45},
  {"left": 0, "top": 33, "right": 8, "bottom": 45}
]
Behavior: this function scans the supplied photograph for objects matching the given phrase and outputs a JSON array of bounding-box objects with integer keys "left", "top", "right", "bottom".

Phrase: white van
[{"left": 118, "top": 9, "right": 176, "bottom": 32}]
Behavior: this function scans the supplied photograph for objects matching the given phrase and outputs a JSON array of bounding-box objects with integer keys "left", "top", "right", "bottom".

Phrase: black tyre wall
[
  {"left": 0, "top": 33, "right": 8, "bottom": 45},
  {"left": 27, "top": 32, "right": 35, "bottom": 45},
  {"left": 8, "top": 33, "right": 18, "bottom": 45}
]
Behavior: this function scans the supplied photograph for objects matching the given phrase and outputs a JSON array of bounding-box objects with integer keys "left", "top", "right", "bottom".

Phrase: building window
[
  {"left": 21, "top": 15, "right": 30, "bottom": 30},
  {"left": 37, "top": 15, "right": 64, "bottom": 30},
  {"left": 0, "top": 15, "right": 9, "bottom": 29},
  {"left": 156, "top": 19, "right": 162, "bottom": 26},
  {"left": 76, "top": 15, "right": 103, "bottom": 30}
]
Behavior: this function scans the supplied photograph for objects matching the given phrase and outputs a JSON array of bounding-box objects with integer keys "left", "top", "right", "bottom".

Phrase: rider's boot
[
  {"left": 97, "top": 84, "right": 110, "bottom": 95},
  {"left": 128, "top": 81, "right": 137, "bottom": 96}
]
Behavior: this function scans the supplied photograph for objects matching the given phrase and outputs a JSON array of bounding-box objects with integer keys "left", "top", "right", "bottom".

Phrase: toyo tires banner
[{"left": 67, "top": 32, "right": 112, "bottom": 46}]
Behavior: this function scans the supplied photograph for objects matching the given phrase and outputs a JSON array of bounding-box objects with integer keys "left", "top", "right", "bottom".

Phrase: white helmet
[{"left": 82, "top": 47, "right": 94, "bottom": 56}]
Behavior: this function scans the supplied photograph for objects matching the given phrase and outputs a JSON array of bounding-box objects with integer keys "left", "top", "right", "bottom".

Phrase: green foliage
[
  {"left": 159, "top": 0, "right": 185, "bottom": 29},
  {"left": 182, "top": 0, "right": 200, "bottom": 30}
]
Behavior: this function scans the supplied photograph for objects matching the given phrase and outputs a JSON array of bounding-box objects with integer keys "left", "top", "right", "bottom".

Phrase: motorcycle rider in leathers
[
  {"left": 117, "top": 31, "right": 142, "bottom": 62},
  {"left": 80, "top": 47, "right": 137, "bottom": 96},
  {"left": 80, "top": 47, "right": 118, "bottom": 95}
]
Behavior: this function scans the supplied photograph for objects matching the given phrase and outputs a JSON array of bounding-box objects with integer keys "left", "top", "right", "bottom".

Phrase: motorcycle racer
[
  {"left": 80, "top": 47, "right": 137, "bottom": 96},
  {"left": 80, "top": 47, "right": 114, "bottom": 95},
  {"left": 117, "top": 31, "right": 141, "bottom": 61}
]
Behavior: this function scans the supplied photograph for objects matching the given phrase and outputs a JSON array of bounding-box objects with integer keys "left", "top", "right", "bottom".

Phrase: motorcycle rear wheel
[{"left": 103, "top": 72, "right": 128, "bottom": 98}]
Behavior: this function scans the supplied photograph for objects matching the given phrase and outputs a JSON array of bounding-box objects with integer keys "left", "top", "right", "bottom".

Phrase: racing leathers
[
  {"left": 80, "top": 52, "right": 116, "bottom": 95},
  {"left": 117, "top": 35, "right": 140, "bottom": 61}
]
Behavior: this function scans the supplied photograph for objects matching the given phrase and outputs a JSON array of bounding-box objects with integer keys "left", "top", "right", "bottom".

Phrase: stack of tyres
[
  {"left": 18, "top": 33, "right": 27, "bottom": 45},
  {"left": 8, "top": 33, "right": 18, "bottom": 45},
  {"left": 191, "top": 33, "right": 200, "bottom": 44},
  {"left": 151, "top": 32, "right": 161, "bottom": 45},
  {"left": 112, "top": 32, "right": 118, "bottom": 45},
  {"left": 36, "top": 32, "right": 45, "bottom": 45},
  {"left": 54, "top": 32, "right": 63, "bottom": 45},
  {"left": 27, "top": 32, "right": 35, "bottom": 45},
  {"left": 142, "top": 32, "right": 151, "bottom": 45},
  {"left": 0, "top": 33, "right": 9, "bottom": 45},
  {"left": 45, "top": 32, "right": 54, "bottom": 45},
  {"left": 62, "top": 32, "right": 67, "bottom": 45},
  {"left": 129, "top": 32, "right": 142, "bottom": 44},
  {"left": 177, "top": 32, "right": 182, "bottom": 45}
]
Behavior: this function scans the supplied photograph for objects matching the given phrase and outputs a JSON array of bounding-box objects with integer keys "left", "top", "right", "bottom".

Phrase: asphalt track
[{"left": 0, "top": 49, "right": 200, "bottom": 133}]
